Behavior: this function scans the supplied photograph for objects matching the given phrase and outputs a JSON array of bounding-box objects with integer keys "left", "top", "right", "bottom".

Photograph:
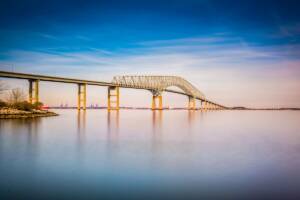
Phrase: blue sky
[
  {"left": 0, "top": 0, "right": 299, "bottom": 51},
  {"left": 0, "top": 0, "right": 300, "bottom": 107}
]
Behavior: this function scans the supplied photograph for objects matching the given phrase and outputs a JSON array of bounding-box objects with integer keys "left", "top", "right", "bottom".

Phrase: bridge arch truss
[{"left": 112, "top": 75, "right": 206, "bottom": 100}]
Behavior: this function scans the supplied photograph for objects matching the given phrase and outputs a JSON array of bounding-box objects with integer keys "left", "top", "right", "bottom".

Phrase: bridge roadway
[{"left": 0, "top": 70, "right": 226, "bottom": 110}]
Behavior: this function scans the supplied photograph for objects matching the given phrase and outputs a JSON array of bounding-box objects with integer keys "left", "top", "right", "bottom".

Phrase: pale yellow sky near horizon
[{"left": 1, "top": 64, "right": 300, "bottom": 108}]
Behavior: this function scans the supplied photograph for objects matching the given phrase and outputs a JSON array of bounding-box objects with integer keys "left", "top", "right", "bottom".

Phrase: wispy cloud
[
  {"left": 278, "top": 23, "right": 300, "bottom": 37},
  {"left": 137, "top": 36, "right": 229, "bottom": 46},
  {"left": 37, "top": 33, "right": 61, "bottom": 40},
  {"left": 1, "top": 35, "right": 300, "bottom": 107},
  {"left": 75, "top": 35, "right": 93, "bottom": 41},
  {"left": 1, "top": 35, "right": 300, "bottom": 78},
  {"left": 269, "top": 23, "right": 300, "bottom": 41}
]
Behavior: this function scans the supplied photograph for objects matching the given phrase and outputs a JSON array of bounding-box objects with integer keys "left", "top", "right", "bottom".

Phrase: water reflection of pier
[
  {"left": 76, "top": 110, "right": 86, "bottom": 158},
  {"left": 149, "top": 110, "right": 203, "bottom": 170},
  {"left": 152, "top": 110, "right": 163, "bottom": 132},
  {"left": 77, "top": 110, "right": 86, "bottom": 140},
  {"left": 106, "top": 111, "right": 120, "bottom": 158},
  {"left": 107, "top": 110, "right": 119, "bottom": 140},
  {"left": 150, "top": 110, "right": 163, "bottom": 166}
]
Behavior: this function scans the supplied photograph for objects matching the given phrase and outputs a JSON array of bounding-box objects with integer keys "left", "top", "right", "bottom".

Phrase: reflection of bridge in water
[{"left": 0, "top": 71, "right": 227, "bottom": 110}]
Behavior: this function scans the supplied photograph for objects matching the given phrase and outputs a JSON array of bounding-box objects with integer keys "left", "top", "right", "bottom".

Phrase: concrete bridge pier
[
  {"left": 28, "top": 79, "right": 39, "bottom": 104},
  {"left": 151, "top": 90, "right": 162, "bottom": 110},
  {"left": 206, "top": 101, "right": 210, "bottom": 111},
  {"left": 200, "top": 100, "right": 203, "bottom": 111},
  {"left": 152, "top": 95, "right": 163, "bottom": 110},
  {"left": 108, "top": 86, "right": 120, "bottom": 111},
  {"left": 188, "top": 96, "right": 196, "bottom": 110},
  {"left": 202, "top": 101, "right": 206, "bottom": 111},
  {"left": 77, "top": 83, "right": 87, "bottom": 110}
]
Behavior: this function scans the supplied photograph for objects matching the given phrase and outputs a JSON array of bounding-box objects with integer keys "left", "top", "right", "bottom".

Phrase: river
[{"left": 0, "top": 110, "right": 300, "bottom": 199}]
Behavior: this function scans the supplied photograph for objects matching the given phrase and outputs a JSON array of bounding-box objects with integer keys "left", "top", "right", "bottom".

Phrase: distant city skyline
[{"left": 0, "top": 0, "right": 300, "bottom": 107}]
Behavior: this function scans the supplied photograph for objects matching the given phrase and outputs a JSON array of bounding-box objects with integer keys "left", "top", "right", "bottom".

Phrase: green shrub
[
  {"left": 32, "top": 102, "right": 43, "bottom": 110},
  {"left": 12, "top": 101, "right": 34, "bottom": 111},
  {"left": 0, "top": 100, "right": 7, "bottom": 108},
  {"left": 4, "top": 100, "right": 44, "bottom": 111}
]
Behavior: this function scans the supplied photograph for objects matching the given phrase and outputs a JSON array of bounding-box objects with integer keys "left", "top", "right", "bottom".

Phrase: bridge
[{"left": 0, "top": 70, "right": 226, "bottom": 110}]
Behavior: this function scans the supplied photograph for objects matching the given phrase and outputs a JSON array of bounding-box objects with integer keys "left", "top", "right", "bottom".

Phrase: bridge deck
[
  {"left": 0, "top": 70, "right": 113, "bottom": 86},
  {"left": 0, "top": 70, "right": 223, "bottom": 107}
]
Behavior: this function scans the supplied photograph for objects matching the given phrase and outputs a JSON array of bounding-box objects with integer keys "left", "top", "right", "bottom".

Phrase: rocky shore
[{"left": 0, "top": 108, "right": 58, "bottom": 119}]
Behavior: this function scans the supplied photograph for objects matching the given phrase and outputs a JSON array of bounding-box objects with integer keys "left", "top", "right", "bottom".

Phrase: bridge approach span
[{"left": 0, "top": 70, "right": 225, "bottom": 110}]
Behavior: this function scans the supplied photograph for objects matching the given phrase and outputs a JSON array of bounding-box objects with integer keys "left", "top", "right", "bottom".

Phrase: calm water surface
[{"left": 1, "top": 110, "right": 300, "bottom": 199}]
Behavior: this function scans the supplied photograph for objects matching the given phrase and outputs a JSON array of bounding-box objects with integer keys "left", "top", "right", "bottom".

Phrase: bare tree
[
  {"left": 6, "top": 88, "right": 26, "bottom": 104},
  {"left": 0, "top": 81, "right": 8, "bottom": 94}
]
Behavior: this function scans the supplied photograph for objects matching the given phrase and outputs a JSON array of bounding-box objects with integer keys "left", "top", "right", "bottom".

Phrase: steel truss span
[{"left": 112, "top": 76, "right": 206, "bottom": 99}]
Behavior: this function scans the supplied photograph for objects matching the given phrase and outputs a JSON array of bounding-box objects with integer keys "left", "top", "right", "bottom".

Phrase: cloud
[
  {"left": 136, "top": 36, "right": 229, "bottom": 46},
  {"left": 1, "top": 35, "right": 300, "bottom": 80},
  {"left": 1, "top": 35, "right": 300, "bottom": 107},
  {"left": 75, "top": 35, "right": 93, "bottom": 41},
  {"left": 279, "top": 23, "right": 300, "bottom": 37},
  {"left": 37, "top": 33, "right": 61, "bottom": 40},
  {"left": 269, "top": 23, "right": 300, "bottom": 40},
  {"left": 1, "top": 35, "right": 299, "bottom": 74}
]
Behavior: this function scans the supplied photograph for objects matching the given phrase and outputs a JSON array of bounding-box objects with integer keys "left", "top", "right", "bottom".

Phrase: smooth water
[{"left": 1, "top": 110, "right": 300, "bottom": 199}]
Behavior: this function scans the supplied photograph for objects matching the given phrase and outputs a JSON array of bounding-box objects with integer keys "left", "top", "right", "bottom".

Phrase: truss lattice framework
[{"left": 112, "top": 76, "right": 206, "bottom": 99}]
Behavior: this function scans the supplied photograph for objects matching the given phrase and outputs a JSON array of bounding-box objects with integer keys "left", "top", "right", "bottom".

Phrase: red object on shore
[{"left": 42, "top": 105, "right": 49, "bottom": 110}]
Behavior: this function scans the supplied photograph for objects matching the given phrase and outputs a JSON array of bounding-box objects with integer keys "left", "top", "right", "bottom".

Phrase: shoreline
[
  {"left": 0, "top": 108, "right": 58, "bottom": 119},
  {"left": 49, "top": 107, "right": 300, "bottom": 111}
]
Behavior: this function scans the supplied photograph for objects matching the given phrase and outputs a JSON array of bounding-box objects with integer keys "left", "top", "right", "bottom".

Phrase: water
[{"left": 1, "top": 110, "right": 300, "bottom": 199}]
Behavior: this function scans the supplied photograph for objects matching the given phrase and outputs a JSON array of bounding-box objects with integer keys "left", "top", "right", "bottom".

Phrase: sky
[{"left": 0, "top": 0, "right": 300, "bottom": 108}]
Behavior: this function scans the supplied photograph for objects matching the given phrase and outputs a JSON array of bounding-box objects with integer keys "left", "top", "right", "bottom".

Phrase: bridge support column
[
  {"left": 203, "top": 101, "right": 207, "bottom": 111},
  {"left": 152, "top": 96, "right": 156, "bottom": 110},
  {"left": 188, "top": 97, "right": 196, "bottom": 110},
  {"left": 152, "top": 95, "right": 162, "bottom": 110},
  {"left": 78, "top": 83, "right": 87, "bottom": 110},
  {"left": 158, "top": 95, "right": 162, "bottom": 110},
  {"left": 108, "top": 86, "right": 120, "bottom": 111},
  {"left": 200, "top": 100, "right": 202, "bottom": 111},
  {"left": 28, "top": 79, "right": 39, "bottom": 104}
]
